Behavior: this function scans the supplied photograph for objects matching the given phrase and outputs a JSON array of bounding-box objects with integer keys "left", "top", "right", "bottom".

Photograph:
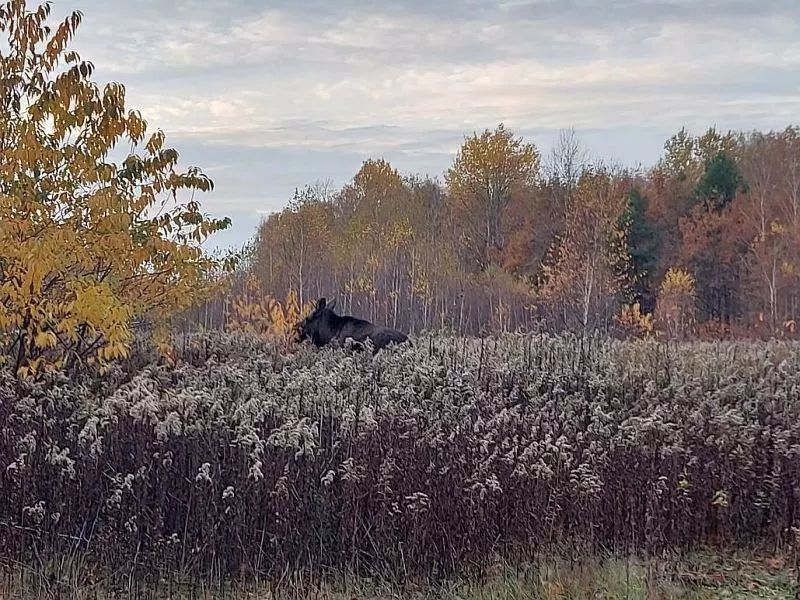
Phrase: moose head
[{"left": 293, "top": 297, "right": 338, "bottom": 346}]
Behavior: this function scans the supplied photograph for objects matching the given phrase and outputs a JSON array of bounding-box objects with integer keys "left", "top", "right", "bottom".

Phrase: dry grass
[{"left": 1, "top": 332, "right": 799, "bottom": 592}]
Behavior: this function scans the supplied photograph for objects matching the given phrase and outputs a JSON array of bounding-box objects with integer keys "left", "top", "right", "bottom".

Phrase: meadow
[{"left": 1, "top": 332, "right": 799, "bottom": 597}]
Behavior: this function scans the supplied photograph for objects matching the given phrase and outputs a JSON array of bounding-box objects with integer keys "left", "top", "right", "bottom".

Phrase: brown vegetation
[{"left": 2, "top": 332, "right": 800, "bottom": 590}]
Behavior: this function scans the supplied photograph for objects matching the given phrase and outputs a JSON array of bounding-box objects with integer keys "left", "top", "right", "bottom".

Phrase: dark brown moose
[{"left": 294, "top": 297, "right": 411, "bottom": 353}]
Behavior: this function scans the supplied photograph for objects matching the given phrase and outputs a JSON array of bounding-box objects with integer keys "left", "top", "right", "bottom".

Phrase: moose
[{"left": 294, "top": 297, "right": 411, "bottom": 353}]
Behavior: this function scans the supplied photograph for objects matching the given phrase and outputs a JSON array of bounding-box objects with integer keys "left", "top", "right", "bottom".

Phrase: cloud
[{"left": 46, "top": 0, "right": 800, "bottom": 247}]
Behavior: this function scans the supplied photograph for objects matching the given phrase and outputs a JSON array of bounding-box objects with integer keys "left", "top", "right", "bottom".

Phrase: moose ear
[
  {"left": 327, "top": 298, "right": 337, "bottom": 313},
  {"left": 316, "top": 297, "right": 327, "bottom": 311}
]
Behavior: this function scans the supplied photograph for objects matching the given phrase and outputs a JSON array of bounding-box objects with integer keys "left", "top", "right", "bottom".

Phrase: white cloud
[{"left": 42, "top": 0, "right": 800, "bottom": 246}]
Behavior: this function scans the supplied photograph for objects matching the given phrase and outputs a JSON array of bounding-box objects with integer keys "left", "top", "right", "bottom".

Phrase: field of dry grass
[{"left": 1, "top": 332, "right": 799, "bottom": 598}]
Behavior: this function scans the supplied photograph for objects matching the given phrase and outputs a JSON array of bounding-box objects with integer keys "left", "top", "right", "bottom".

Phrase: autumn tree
[
  {"left": 645, "top": 127, "right": 746, "bottom": 330},
  {"left": 404, "top": 175, "right": 455, "bottom": 331},
  {"left": 736, "top": 128, "right": 800, "bottom": 332},
  {"left": 0, "top": 0, "right": 231, "bottom": 376},
  {"left": 654, "top": 268, "right": 696, "bottom": 339},
  {"left": 539, "top": 167, "right": 632, "bottom": 332},
  {"left": 679, "top": 205, "right": 749, "bottom": 327},
  {"left": 674, "top": 130, "right": 747, "bottom": 327},
  {"left": 499, "top": 129, "right": 590, "bottom": 285},
  {"left": 251, "top": 182, "right": 335, "bottom": 309},
  {"left": 644, "top": 132, "right": 703, "bottom": 280},
  {"left": 336, "top": 159, "right": 411, "bottom": 321},
  {"left": 226, "top": 274, "right": 313, "bottom": 346},
  {"left": 277, "top": 185, "right": 332, "bottom": 306},
  {"left": 775, "top": 127, "right": 800, "bottom": 325},
  {"left": 446, "top": 124, "right": 539, "bottom": 270}
]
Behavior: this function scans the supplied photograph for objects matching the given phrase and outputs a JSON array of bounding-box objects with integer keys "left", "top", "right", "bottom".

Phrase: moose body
[{"left": 295, "top": 298, "right": 410, "bottom": 352}]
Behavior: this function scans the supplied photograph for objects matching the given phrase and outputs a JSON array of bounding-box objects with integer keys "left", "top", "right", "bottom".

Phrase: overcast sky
[{"left": 59, "top": 0, "right": 800, "bottom": 250}]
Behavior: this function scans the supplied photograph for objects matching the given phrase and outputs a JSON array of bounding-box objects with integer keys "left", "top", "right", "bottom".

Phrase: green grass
[
  {"left": 2, "top": 553, "right": 796, "bottom": 599},
  {"left": 433, "top": 554, "right": 797, "bottom": 599}
]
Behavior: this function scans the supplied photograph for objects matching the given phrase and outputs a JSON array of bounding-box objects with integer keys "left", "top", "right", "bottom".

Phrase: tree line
[{"left": 204, "top": 123, "right": 800, "bottom": 340}]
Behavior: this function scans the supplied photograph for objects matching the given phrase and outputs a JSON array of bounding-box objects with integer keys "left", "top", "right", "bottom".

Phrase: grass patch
[{"left": 1, "top": 553, "right": 796, "bottom": 599}]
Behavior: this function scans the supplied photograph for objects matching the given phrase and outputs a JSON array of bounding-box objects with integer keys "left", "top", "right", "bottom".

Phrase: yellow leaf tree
[
  {"left": 446, "top": 123, "right": 540, "bottom": 271},
  {"left": 654, "top": 268, "right": 697, "bottom": 339},
  {"left": 0, "top": 0, "right": 233, "bottom": 377},
  {"left": 338, "top": 159, "right": 410, "bottom": 321}
]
